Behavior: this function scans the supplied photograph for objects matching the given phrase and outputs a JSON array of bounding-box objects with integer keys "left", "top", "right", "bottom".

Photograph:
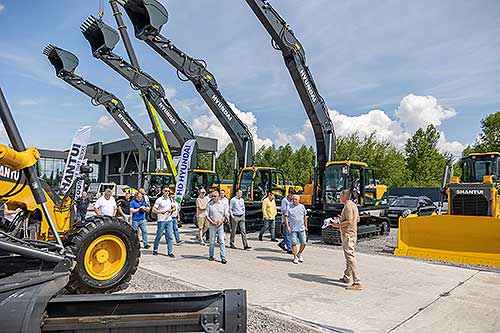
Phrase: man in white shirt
[
  {"left": 94, "top": 189, "right": 117, "bottom": 217},
  {"left": 152, "top": 187, "right": 176, "bottom": 257},
  {"left": 229, "top": 189, "right": 250, "bottom": 250}
]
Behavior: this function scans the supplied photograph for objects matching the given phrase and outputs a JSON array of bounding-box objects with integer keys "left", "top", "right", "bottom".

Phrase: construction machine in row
[
  {"left": 396, "top": 152, "right": 500, "bottom": 267},
  {"left": 245, "top": 0, "right": 390, "bottom": 242},
  {"left": 0, "top": 87, "right": 247, "bottom": 332},
  {"left": 119, "top": 0, "right": 289, "bottom": 226}
]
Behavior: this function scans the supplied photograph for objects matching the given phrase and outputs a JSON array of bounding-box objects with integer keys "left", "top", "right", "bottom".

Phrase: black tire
[{"left": 65, "top": 216, "right": 140, "bottom": 294}]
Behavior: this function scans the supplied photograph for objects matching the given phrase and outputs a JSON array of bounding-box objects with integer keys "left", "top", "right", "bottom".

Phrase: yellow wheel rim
[{"left": 84, "top": 235, "right": 127, "bottom": 281}]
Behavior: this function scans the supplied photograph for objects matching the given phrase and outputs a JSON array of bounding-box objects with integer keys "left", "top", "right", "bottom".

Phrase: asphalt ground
[{"left": 125, "top": 223, "right": 500, "bottom": 333}]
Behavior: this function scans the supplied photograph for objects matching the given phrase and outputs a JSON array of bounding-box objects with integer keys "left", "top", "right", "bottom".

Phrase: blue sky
[{"left": 0, "top": 0, "right": 499, "bottom": 154}]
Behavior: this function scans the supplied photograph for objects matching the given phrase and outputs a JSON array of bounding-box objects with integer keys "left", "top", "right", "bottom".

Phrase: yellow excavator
[{"left": 396, "top": 152, "right": 500, "bottom": 267}]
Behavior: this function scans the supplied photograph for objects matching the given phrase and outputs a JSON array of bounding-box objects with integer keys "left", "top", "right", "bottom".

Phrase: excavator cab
[
  {"left": 81, "top": 16, "right": 120, "bottom": 55},
  {"left": 238, "top": 167, "right": 285, "bottom": 202},
  {"left": 323, "top": 161, "right": 387, "bottom": 207},
  {"left": 43, "top": 45, "right": 79, "bottom": 75},
  {"left": 124, "top": 0, "right": 169, "bottom": 35}
]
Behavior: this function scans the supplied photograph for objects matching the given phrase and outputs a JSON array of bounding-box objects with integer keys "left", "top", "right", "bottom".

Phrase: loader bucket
[
  {"left": 43, "top": 45, "right": 79, "bottom": 75},
  {"left": 395, "top": 215, "right": 500, "bottom": 267},
  {"left": 123, "top": 0, "right": 169, "bottom": 36},
  {"left": 81, "top": 16, "right": 119, "bottom": 54}
]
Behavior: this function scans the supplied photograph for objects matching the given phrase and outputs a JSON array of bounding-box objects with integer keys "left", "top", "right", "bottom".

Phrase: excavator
[
  {"left": 119, "top": 0, "right": 288, "bottom": 225},
  {"left": 79, "top": 13, "right": 218, "bottom": 221},
  {"left": 396, "top": 152, "right": 500, "bottom": 267},
  {"left": 245, "top": 0, "right": 390, "bottom": 242},
  {"left": 0, "top": 87, "right": 246, "bottom": 332},
  {"left": 43, "top": 44, "right": 161, "bottom": 190}
]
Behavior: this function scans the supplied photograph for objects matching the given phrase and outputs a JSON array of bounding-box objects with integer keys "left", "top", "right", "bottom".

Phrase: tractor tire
[{"left": 65, "top": 216, "right": 140, "bottom": 294}]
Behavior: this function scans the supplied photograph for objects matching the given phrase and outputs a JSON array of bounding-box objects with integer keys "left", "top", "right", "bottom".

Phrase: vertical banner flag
[
  {"left": 174, "top": 139, "right": 196, "bottom": 209},
  {"left": 60, "top": 126, "right": 92, "bottom": 197}
]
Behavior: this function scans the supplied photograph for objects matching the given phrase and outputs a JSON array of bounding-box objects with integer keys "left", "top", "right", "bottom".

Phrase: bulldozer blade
[
  {"left": 123, "top": 0, "right": 169, "bottom": 35},
  {"left": 81, "top": 15, "right": 119, "bottom": 54},
  {"left": 43, "top": 44, "right": 79, "bottom": 75},
  {"left": 395, "top": 215, "right": 500, "bottom": 267}
]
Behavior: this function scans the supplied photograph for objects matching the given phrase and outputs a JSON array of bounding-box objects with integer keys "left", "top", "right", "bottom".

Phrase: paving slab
[{"left": 140, "top": 225, "right": 500, "bottom": 332}]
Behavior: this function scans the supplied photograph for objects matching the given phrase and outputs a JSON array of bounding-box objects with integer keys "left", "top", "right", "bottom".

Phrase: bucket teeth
[
  {"left": 81, "top": 16, "right": 120, "bottom": 54},
  {"left": 43, "top": 44, "right": 79, "bottom": 74}
]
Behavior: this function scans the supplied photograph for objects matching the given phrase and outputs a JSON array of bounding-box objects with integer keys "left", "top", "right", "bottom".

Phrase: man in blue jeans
[
  {"left": 130, "top": 192, "right": 150, "bottom": 249},
  {"left": 278, "top": 189, "right": 294, "bottom": 254},
  {"left": 152, "top": 187, "right": 176, "bottom": 257},
  {"left": 206, "top": 191, "right": 227, "bottom": 264},
  {"left": 285, "top": 194, "right": 308, "bottom": 264}
]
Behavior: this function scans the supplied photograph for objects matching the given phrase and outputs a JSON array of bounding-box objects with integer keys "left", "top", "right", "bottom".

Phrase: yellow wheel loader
[{"left": 395, "top": 152, "right": 500, "bottom": 267}]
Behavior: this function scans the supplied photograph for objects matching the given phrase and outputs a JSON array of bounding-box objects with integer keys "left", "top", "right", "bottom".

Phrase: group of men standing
[
  {"left": 75, "top": 185, "right": 362, "bottom": 291},
  {"left": 196, "top": 188, "right": 251, "bottom": 264}
]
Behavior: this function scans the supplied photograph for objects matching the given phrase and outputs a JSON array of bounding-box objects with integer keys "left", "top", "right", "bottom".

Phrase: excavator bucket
[
  {"left": 395, "top": 215, "right": 500, "bottom": 267},
  {"left": 123, "top": 0, "right": 169, "bottom": 35},
  {"left": 43, "top": 44, "right": 79, "bottom": 75},
  {"left": 81, "top": 15, "right": 119, "bottom": 54}
]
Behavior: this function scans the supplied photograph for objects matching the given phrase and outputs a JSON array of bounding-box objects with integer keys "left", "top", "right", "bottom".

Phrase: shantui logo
[
  {"left": 300, "top": 68, "right": 318, "bottom": 104},
  {"left": 211, "top": 94, "right": 233, "bottom": 122},
  {"left": 456, "top": 189, "right": 484, "bottom": 195}
]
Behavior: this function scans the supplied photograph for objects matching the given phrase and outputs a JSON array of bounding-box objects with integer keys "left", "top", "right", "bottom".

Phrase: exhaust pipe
[
  {"left": 123, "top": 0, "right": 169, "bottom": 36},
  {"left": 81, "top": 15, "right": 119, "bottom": 55},
  {"left": 43, "top": 45, "right": 79, "bottom": 75}
]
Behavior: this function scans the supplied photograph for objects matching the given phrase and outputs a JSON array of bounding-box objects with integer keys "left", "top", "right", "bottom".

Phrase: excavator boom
[
  {"left": 245, "top": 0, "right": 336, "bottom": 203},
  {"left": 122, "top": 0, "right": 255, "bottom": 170}
]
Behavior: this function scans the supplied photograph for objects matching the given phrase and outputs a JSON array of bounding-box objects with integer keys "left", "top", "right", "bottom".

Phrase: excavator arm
[
  {"left": 81, "top": 16, "right": 198, "bottom": 174},
  {"left": 122, "top": 0, "right": 254, "bottom": 169},
  {"left": 245, "top": 0, "right": 336, "bottom": 203},
  {"left": 44, "top": 45, "right": 157, "bottom": 176}
]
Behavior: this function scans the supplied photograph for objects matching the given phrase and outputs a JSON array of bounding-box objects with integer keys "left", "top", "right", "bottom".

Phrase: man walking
[
  {"left": 331, "top": 189, "right": 362, "bottom": 290},
  {"left": 196, "top": 188, "right": 209, "bottom": 245},
  {"left": 117, "top": 191, "right": 132, "bottom": 223},
  {"left": 278, "top": 189, "right": 294, "bottom": 254},
  {"left": 169, "top": 190, "right": 184, "bottom": 245},
  {"left": 206, "top": 191, "right": 227, "bottom": 264},
  {"left": 75, "top": 191, "right": 90, "bottom": 222},
  {"left": 152, "top": 187, "right": 175, "bottom": 257},
  {"left": 94, "top": 189, "right": 117, "bottom": 217},
  {"left": 130, "top": 192, "right": 150, "bottom": 249},
  {"left": 285, "top": 194, "right": 307, "bottom": 264},
  {"left": 259, "top": 191, "right": 277, "bottom": 241},
  {"left": 229, "top": 189, "right": 250, "bottom": 250}
]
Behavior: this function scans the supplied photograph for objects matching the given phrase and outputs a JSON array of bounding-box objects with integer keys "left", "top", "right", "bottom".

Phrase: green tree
[
  {"left": 197, "top": 153, "right": 213, "bottom": 171},
  {"left": 405, "top": 125, "right": 448, "bottom": 187},
  {"left": 474, "top": 112, "right": 500, "bottom": 152},
  {"left": 215, "top": 144, "right": 236, "bottom": 180},
  {"left": 336, "top": 133, "right": 406, "bottom": 187}
]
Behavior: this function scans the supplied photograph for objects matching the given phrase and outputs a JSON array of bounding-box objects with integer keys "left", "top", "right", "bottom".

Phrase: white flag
[
  {"left": 174, "top": 139, "right": 196, "bottom": 209},
  {"left": 60, "top": 126, "right": 92, "bottom": 195}
]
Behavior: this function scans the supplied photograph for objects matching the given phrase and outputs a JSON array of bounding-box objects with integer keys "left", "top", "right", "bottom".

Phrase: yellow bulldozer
[{"left": 395, "top": 152, "right": 500, "bottom": 267}]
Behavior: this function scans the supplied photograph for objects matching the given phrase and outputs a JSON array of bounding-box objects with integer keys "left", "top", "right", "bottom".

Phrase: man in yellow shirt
[{"left": 259, "top": 192, "right": 278, "bottom": 241}]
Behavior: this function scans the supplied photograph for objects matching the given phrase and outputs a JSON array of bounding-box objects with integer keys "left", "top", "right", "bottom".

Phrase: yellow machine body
[{"left": 396, "top": 152, "right": 500, "bottom": 267}]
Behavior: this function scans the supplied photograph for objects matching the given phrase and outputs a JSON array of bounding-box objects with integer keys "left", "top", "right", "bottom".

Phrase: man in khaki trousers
[{"left": 331, "top": 189, "right": 362, "bottom": 290}]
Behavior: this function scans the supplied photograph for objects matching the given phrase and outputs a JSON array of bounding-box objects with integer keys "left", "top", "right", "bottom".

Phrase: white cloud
[
  {"left": 275, "top": 94, "right": 466, "bottom": 154},
  {"left": 0, "top": 4, "right": 5, "bottom": 13},
  {"left": 192, "top": 102, "right": 273, "bottom": 154},
  {"left": 395, "top": 94, "right": 457, "bottom": 133},
  {"left": 16, "top": 99, "right": 39, "bottom": 107},
  {"left": 95, "top": 115, "right": 115, "bottom": 129}
]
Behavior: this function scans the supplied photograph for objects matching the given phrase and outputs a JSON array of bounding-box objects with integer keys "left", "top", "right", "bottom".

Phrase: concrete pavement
[{"left": 140, "top": 224, "right": 500, "bottom": 333}]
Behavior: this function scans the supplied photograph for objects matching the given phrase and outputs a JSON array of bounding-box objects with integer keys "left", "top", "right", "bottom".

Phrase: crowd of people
[{"left": 75, "top": 186, "right": 362, "bottom": 291}]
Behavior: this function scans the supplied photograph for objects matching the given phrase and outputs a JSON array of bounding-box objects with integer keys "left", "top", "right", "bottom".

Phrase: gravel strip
[
  {"left": 309, "top": 229, "right": 500, "bottom": 274},
  {"left": 123, "top": 268, "right": 325, "bottom": 333}
]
